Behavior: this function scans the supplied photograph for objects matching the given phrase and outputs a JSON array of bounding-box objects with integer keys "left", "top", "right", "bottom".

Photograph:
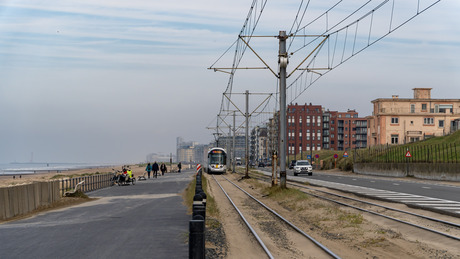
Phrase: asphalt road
[
  {"left": 0, "top": 170, "right": 195, "bottom": 259},
  {"left": 258, "top": 167, "right": 460, "bottom": 202}
]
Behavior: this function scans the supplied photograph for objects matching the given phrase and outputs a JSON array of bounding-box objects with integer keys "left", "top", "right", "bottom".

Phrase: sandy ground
[
  {"left": 0, "top": 164, "right": 179, "bottom": 188},
  {"left": 205, "top": 171, "right": 460, "bottom": 259}
]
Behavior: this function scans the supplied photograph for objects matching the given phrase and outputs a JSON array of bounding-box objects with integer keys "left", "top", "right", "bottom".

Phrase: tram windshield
[{"left": 208, "top": 150, "right": 226, "bottom": 164}]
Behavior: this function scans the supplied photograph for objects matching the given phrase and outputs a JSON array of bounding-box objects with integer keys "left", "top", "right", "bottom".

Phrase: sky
[{"left": 0, "top": 0, "right": 459, "bottom": 164}]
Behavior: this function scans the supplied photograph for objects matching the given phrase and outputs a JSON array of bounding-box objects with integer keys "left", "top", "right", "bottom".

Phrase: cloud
[{"left": 0, "top": 0, "right": 458, "bottom": 163}]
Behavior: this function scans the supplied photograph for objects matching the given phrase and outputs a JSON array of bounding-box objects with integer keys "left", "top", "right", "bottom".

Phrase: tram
[{"left": 207, "top": 147, "right": 227, "bottom": 174}]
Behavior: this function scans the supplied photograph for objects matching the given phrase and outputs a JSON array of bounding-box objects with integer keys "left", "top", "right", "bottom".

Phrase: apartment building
[
  {"left": 250, "top": 126, "right": 269, "bottom": 162},
  {"left": 286, "top": 103, "right": 367, "bottom": 153},
  {"left": 367, "top": 88, "right": 460, "bottom": 146},
  {"left": 327, "top": 110, "right": 368, "bottom": 151}
]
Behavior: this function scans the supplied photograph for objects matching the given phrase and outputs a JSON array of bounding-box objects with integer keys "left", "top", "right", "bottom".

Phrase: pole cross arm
[{"left": 238, "top": 35, "right": 279, "bottom": 78}]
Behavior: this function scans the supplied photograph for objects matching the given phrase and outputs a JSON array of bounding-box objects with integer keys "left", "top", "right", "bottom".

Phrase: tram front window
[{"left": 209, "top": 154, "right": 225, "bottom": 164}]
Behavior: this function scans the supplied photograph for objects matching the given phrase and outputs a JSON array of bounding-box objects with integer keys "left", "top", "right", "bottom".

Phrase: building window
[
  {"left": 391, "top": 117, "right": 399, "bottom": 124},
  {"left": 391, "top": 134, "right": 399, "bottom": 144},
  {"left": 410, "top": 137, "right": 420, "bottom": 142},
  {"left": 439, "top": 120, "right": 444, "bottom": 128},
  {"left": 421, "top": 103, "right": 427, "bottom": 111},
  {"left": 424, "top": 118, "right": 434, "bottom": 125},
  {"left": 410, "top": 104, "right": 415, "bottom": 113}
]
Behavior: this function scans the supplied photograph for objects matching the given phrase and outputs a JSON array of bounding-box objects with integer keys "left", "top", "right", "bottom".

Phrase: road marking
[
  {"left": 422, "top": 186, "right": 431, "bottom": 189},
  {"left": 392, "top": 183, "right": 400, "bottom": 185},
  {"left": 370, "top": 181, "right": 375, "bottom": 183},
  {"left": 419, "top": 204, "right": 460, "bottom": 206},
  {"left": 409, "top": 200, "right": 456, "bottom": 203},
  {"left": 434, "top": 207, "right": 460, "bottom": 210}
]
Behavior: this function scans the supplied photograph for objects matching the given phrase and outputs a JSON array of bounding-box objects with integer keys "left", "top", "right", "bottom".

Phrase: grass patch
[
  {"left": 263, "top": 185, "right": 310, "bottom": 201},
  {"left": 183, "top": 174, "right": 219, "bottom": 218},
  {"left": 65, "top": 190, "right": 89, "bottom": 198},
  {"left": 360, "top": 237, "right": 386, "bottom": 248},
  {"left": 202, "top": 175, "right": 219, "bottom": 218},
  {"left": 338, "top": 212, "right": 364, "bottom": 227},
  {"left": 262, "top": 185, "right": 310, "bottom": 212}
]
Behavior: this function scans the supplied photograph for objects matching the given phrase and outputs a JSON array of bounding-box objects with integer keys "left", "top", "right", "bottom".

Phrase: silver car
[{"left": 293, "top": 160, "right": 313, "bottom": 176}]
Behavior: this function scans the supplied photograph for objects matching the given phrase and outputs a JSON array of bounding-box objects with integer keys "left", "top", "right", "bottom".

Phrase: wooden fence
[
  {"left": 60, "top": 173, "right": 114, "bottom": 196},
  {"left": 0, "top": 181, "right": 60, "bottom": 220}
]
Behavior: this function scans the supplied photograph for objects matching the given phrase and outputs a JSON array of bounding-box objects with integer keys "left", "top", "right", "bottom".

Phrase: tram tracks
[
  {"left": 212, "top": 174, "right": 340, "bottom": 259},
  {"left": 246, "top": 172, "right": 460, "bottom": 242}
]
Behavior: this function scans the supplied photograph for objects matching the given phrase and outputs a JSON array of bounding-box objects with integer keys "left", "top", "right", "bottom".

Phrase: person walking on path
[
  {"left": 178, "top": 162, "right": 182, "bottom": 173},
  {"left": 152, "top": 161, "right": 159, "bottom": 178},
  {"left": 145, "top": 163, "right": 152, "bottom": 179},
  {"left": 160, "top": 163, "right": 167, "bottom": 176}
]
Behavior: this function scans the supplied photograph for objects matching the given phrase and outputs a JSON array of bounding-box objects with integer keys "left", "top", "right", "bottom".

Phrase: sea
[{"left": 0, "top": 162, "right": 117, "bottom": 175}]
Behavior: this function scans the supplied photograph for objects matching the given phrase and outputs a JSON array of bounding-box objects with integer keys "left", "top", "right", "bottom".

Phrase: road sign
[
  {"left": 405, "top": 151, "right": 412, "bottom": 158},
  {"left": 315, "top": 154, "right": 319, "bottom": 159},
  {"left": 196, "top": 164, "right": 201, "bottom": 172},
  {"left": 307, "top": 155, "right": 311, "bottom": 159},
  {"left": 333, "top": 154, "right": 338, "bottom": 159},
  {"left": 343, "top": 151, "right": 349, "bottom": 157}
]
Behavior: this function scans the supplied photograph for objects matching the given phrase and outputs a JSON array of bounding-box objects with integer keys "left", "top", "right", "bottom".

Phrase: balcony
[{"left": 407, "top": 130, "right": 422, "bottom": 136}]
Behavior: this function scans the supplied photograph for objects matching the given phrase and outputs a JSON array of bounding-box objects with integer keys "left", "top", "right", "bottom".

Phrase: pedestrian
[
  {"left": 160, "top": 163, "right": 167, "bottom": 176},
  {"left": 152, "top": 161, "right": 159, "bottom": 178},
  {"left": 178, "top": 162, "right": 182, "bottom": 173},
  {"left": 145, "top": 163, "right": 151, "bottom": 179}
]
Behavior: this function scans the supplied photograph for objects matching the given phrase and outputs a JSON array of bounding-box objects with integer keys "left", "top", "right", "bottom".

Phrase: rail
[
  {"left": 60, "top": 173, "right": 114, "bottom": 196},
  {"left": 213, "top": 174, "right": 341, "bottom": 259}
]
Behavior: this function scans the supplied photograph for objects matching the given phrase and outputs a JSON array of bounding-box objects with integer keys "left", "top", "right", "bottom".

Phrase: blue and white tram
[{"left": 207, "top": 147, "right": 227, "bottom": 174}]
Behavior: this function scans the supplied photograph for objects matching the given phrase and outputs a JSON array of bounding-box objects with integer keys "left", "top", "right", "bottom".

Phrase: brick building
[{"left": 287, "top": 103, "right": 367, "bottom": 155}]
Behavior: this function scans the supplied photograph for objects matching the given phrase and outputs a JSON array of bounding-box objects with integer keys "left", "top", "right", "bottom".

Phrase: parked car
[
  {"left": 289, "top": 160, "right": 297, "bottom": 169},
  {"left": 258, "top": 162, "right": 265, "bottom": 167},
  {"left": 293, "top": 160, "right": 313, "bottom": 176}
]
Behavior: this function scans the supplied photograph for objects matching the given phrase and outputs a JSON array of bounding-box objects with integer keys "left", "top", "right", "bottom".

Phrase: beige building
[{"left": 367, "top": 88, "right": 460, "bottom": 146}]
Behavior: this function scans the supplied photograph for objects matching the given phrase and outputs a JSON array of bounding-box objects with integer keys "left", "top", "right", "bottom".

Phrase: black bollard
[
  {"left": 195, "top": 179, "right": 202, "bottom": 194},
  {"left": 193, "top": 194, "right": 203, "bottom": 209},
  {"left": 199, "top": 191, "right": 207, "bottom": 208},
  {"left": 192, "top": 204, "right": 206, "bottom": 224},
  {"left": 192, "top": 193, "right": 205, "bottom": 222},
  {"left": 189, "top": 215, "right": 205, "bottom": 259}
]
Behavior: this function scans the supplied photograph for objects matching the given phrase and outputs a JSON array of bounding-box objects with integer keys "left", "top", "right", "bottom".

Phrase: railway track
[
  {"left": 211, "top": 174, "right": 340, "bottom": 259},
  {"left": 246, "top": 171, "right": 460, "bottom": 242}
]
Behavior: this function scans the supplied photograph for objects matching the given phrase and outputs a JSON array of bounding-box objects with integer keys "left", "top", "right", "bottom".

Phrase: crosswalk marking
[{"left": 434, "top": 207, "right": 460, "bottom": 210}]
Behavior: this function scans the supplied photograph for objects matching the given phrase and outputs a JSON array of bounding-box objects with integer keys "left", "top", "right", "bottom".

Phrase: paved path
[{"left": 0, "top": 170, "right": 195, "bottom": 259}]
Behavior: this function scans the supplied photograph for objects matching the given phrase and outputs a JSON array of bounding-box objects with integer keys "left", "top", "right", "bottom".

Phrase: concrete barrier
[
  {"left": 354, "top": 163, "right": 460, "bottom": 181},
  {"left": 0, "top": 181, "right": 61, "bottom": 221}
]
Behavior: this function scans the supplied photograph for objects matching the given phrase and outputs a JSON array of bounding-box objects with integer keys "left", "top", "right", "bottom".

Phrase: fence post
[{"left": 455, "top": 143, "right": 458, "bottom": 163}]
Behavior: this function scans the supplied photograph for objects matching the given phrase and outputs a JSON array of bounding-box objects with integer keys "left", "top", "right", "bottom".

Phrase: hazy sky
[{"left": 1, "top": 0, "right": 459, "bottom": 164}]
